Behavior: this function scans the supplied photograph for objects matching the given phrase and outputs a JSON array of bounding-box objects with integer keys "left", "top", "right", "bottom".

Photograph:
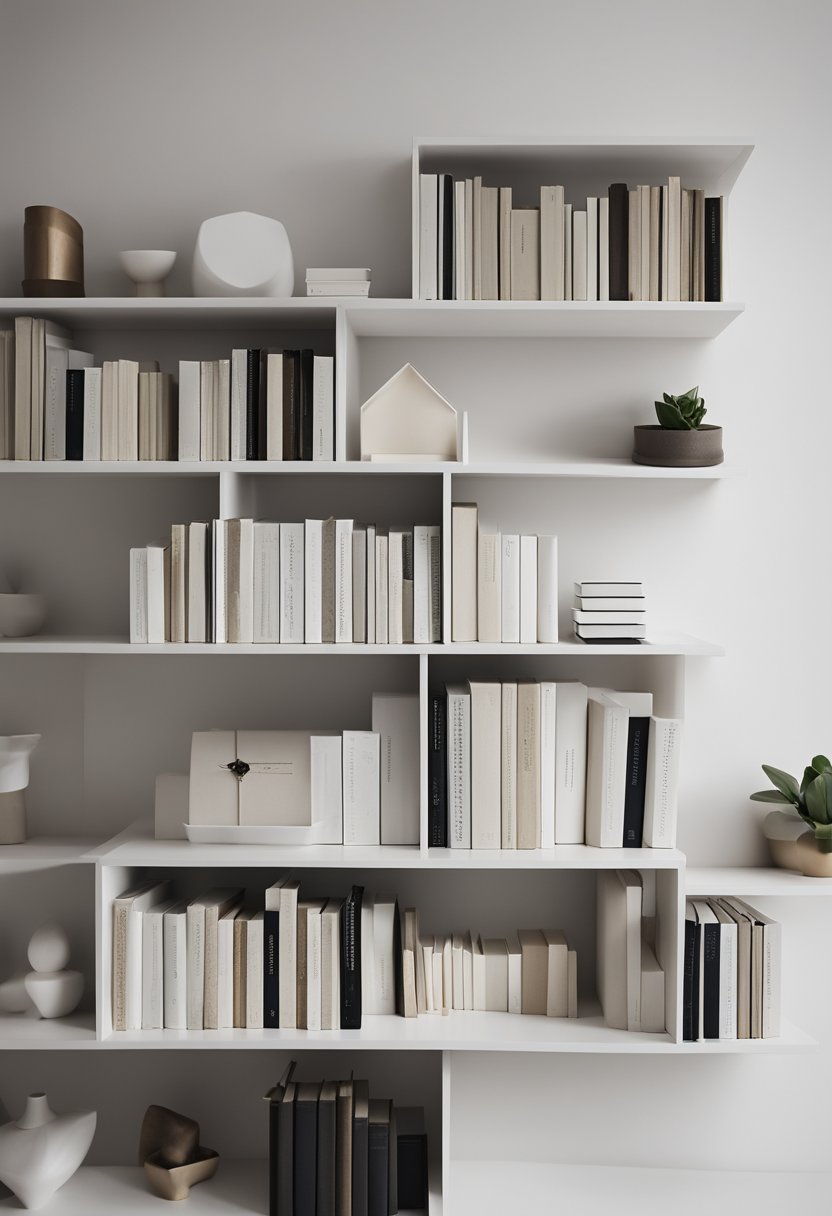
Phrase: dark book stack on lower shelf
[{"left": 266, "top": 1062, "right": 429, "bottom": 1216}]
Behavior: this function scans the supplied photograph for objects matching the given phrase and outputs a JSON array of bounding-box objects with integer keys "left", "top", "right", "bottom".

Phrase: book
[
  {"left": 400, "top": 909, "right": 419, "bottom": 1018},
  {"left": 370, "top": 895, "right": 398, "bottom": 1016},
  {"left": 506, "top": 933, "right": 522, "bottom": 1014},
  {"left": 216, "top": 903, "right": 241, "bottom": 1030},
  {"left": 279, "top": 879, "right": 300, "bottom": 1028},
  {"left": 263, "top": 881, "right": 283, "bottom": 1030},
  {"left": 572, "top": 210, "right": 587, "bottom": 300},
  {"left": 709, "top": 898, "right": 738, "bottom": 1040},
  {"left": 483, "top": 938, "right": 509, "bottom": 1012},
  {"left": 596, "top": 871, "right": 629, "bottom": 1031},
  {"left": 516, "top": 680, "right": 541, "bottom": 849},
  {"left": 692, "top": 898, "right": 720, "bottom": 1039},
  {"left": 572, "top": 609, "right": 646, "bottom": 625},
  {"left": 336, "top": 1080, "right": 354, "bottom": 1216},
  {"left": 575, "top": 596, "right": 646, "bottom": 611},
  {"left": 146, "top": 543, "right": 170, "bottom": 643},
  {"left": 683, "top": 901, "right": 701, "bottom": 1041},
  {"left": 500, "top": 534, "right": 520, "bottom": 643},
  {"left": 608, "top": 183, "right": 629, "bottom": 302},
  {"left": 640, "top": 937, "right": 666, "bottom": 1034},
  {"left": 481, "top": 185, "right": 499, "bottom": 301},
  {"left": 452, "top": 503, "right": 477, "bottom": 641},
  {"left": 469, "top": 681, "right": 501, "bottom": 849},
  {"left": 543, "top": 928, "right": 568, "bottom": 1017},
  {"left": 304, "top": 518, "right": 323, "bottom": 643},
  {"left": 536, "top": 535, "right": 558, "bottom": 643},
  {"left": 312, "top": 355, "right": 335, "bottom": 461},
  {"left": 322, "top": 516, "right": 336, "bottom": 644},
  {"left": 413, "top": 524, "right": 441, "bottom": 643},
  {"left": 577, "top": 624, "right": 646, "bottom": 640},
  {"left": 335, "top": 518, "right": 354, "bottom": 643},
  {"left": 642, "top": 717, "right": 682, "bottom": 847},
  {"left": 162, "top": 899, "right": 188, "bottom": 1029},
  {"left": 342, "top": 731, "right": 380, "bottom": 845},
  {"left": 518, "top": 929, "right": 547, "bottom": 1015},
  {"left": 667, "top": 175, "right": 682, "bottom": 302},
  {"left": 575, "top": 580, "right": 644, "bottom": 597},
  {"left": 317, "top": 1080, "right": 338, "bottom": 1216},
  {"left": 282, "top": 350, "right": 300, "bottom": 460},
  {"left": 539, "top": 682, "right": 557, "bottom": 850},
  {"left": 498, "top": 185, "right": 512, "bottom": 300},
  {"left": 472, "top": 175, "right": 482, "bottom": 301},
  {"left": 230, "top": 349, "right": 247, "bottom": 461},
  {"left": 366, "top": 524, "right": 376, "bottom": 642},
  {"left": 142, "top": 898, "right": 176, "bottom": 1030},
  {"left": 610, "top": 691, "right": 653, "bottom": 848},
  {"left": 454, "top": 179, "right": 466, "bottom": 300},
  {"left": 64, "top": 367, "right": 85, "bottom": 460},
  {"left": 233, "top": 910, "right": 248, "bottom": 1029},
  {"left": 705, "top": 196, "right": 723, "bottom": 301},
  {"left": 253, "top": 521, "right": 280, "bottom": 643},
  {"left": 586, "top": 196, "right": 598, "bottom": 302},
  {"left": 113, "top": 880, "right": 169, "bottom": 1032},
  {"left": 83, "top": 366, "right": 102, "bottom": 460},
  {"left": 540, "top": 185, "right": 565, "bottom": 301},
  {"left": 471, "top": 934, "right": 485, "bottom": 1010},
  {"left": 510, "top": 208, "right": 540, "bottom": 300},
  {"left": 299, "top": 348, "right": 315, "bottom": 461},
  {"left": 294, "top": 1081, "right": 321, "bottom": 1216},
  {"left": 352, "top": 526, "right": 367, "bottom": 643},
  {"left": 419, "top": 174, "right": 438, "bottom": 300},
  {"left": 0, "top": 330, "right": 13, "bottom": 461},
  {"left": 245, "top": 348, "right": 262, "bottom": 460},
  {"left": 340, "top": 885, "right": 364, "bottom": 1029},
  {"left": 618, "top": 870, "right": 643, "bottom": 1030},
  {"left": 519, "top": 535, "right": 537, "bottom": 643},
  {"left": 439, "top": 173, "right": 454, "bottom": 301},
  {"left": 245, "top": 909, "right": 264, "bottom": 1029},
  {"left": 396, "top": 1108, "right": 428, "bottom": 1212},
  {"left": 446, "top": 683, "right": 471, "bottom": 848},
  {"left": 585, "top": 691, "right": 629, "bottom": 847},
  {"left": 714, "top": 896, "right": 751, "bottom": 1038},
  {"left": 564, "top": 203, "right": 573, "bottom": 300},
  {"left": 225, "top": 517, "right": 254, "bottom": 643},
  {"left": 387, "top": 530, "right": 404, "bottom": 644},
  {"left": 599, "top": 196, "right": 610, "bottom": 301},
  {"left": 352, "top": 1079, "right": 370, "bottom": 1216},
  {"left": 725, "top": 896, "right": 781, "bottom": 1038},
  {"left": 373, "top": 693, "right": 420, "bottom": 846},
  {"left": 321, "top": 899, "right": 342, "bottom": 1030},
  {"left": 500, "top": 681, "right": 517, "bottom": 849},
  {"left": 299, "top": 899, "right": 325, "bottom": 1031},
  {"left": 200, "top": 360, "right": 216, "bottom": 461},
  {"left": 279, "top": 521, "right": 304, "bottom": 642},
  {"left": 628, "top": 188, "right": 640, "bottom": 301},
  {"left": 476, "top": 530, "right": 501, "bottom": 642},
  {"left": 193, "top": 888, "right": 242, "bottom": 1031},
  {"left": 428, "top": 693, "right": 448, "bottom": 848},
  {"left": 169, "top": 523, "right": 187, "bottom": 644},
  {"left": 178, "top": 360, "right": 200, "bottom": 461},
  {"left": 554, "top": 682, "right": 588, "bottom": 844},
  {"left": 277, "top": 1082, "right": 297, "bottom": 1216}
]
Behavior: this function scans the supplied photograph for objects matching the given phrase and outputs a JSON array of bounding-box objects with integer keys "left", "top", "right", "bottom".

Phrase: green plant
[
  {"left": 654, "top": 386, "right": 707, "bottom": 430},
  {"left": 750, "top": 756, "right": 832, "bottom": 852}
]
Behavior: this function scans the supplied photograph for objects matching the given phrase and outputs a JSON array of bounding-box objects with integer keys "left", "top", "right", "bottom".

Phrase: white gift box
[{"left": 187, "top": 730, "right": 342, "bottom": 843}]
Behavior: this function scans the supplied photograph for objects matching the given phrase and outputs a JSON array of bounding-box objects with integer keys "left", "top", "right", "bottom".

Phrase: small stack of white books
[
  {"left": 306, "top": 268, "right": 371, "bottom": 297},
  {"left": 573, "top": 580, "right": 646, "bottom": 643}
]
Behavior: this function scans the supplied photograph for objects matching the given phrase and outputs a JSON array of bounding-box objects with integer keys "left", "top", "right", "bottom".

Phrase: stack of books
[
  {"left": 418, "top": 172, "right": 723, "bottom": 302},
  {"left": 573, "top": 580, "right": 646, "bottom": 643},
  {"left": 129, "top": 518, "right": 441, "bottom": 646},
  {"left": 684, "top": 897, "right": 781, "bottom": 1041},
  {"left": 265, "top": 1063, "right": 428, "bottom": 1216},
  {"left": 306, "top": 267, "right": 371, "bottom": 297},
  {"left": 597, "top": 869, "right": 667, "bottom": 1034},
  {"left": 428, "top": 681, "right": 681, "bottom": 850},
  {"left": 451, "top": 503, "right": 558, "bottom": 643}
]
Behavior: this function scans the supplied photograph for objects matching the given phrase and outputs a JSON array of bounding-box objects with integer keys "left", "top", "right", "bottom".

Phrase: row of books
[
  {"left": 418, "top": 173, "right": 723, "bottom": 302},
  {"left": 129, "top": 518, "right": 441, "bottom": 645},
  {"left": 451, "top": 504, "right": 558, "bottom": 643},
  {"left": 111, "top": 878, "right": 578, "bottom": 1033},
  {"left": 428, "top": 681, "right": 680, "bottom": 850},
  {"left": 596, "top": 869, "right": 666, "bottom": 1033},
  {"left": 178, "top": 349, "right": 334, "bottom": 462},
  {"left": 572, "top": 580, "right": 646, "bottom": 643},
  {"left": 265, "top": 1063, "right": 428, "bottom": 1216},
  {"left": 684, "top": 897, "right": 781, "bottom": 1040}
]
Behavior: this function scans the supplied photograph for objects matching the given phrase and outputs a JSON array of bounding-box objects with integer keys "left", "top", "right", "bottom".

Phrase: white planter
[{"left": 0, "top": 1094, "right": 96, "bottom": 1209}]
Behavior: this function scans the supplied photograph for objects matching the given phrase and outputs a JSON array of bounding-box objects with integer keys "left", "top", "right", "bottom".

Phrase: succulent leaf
[{"left": 761, "top": 764, "right": 800, "bottom": 801}]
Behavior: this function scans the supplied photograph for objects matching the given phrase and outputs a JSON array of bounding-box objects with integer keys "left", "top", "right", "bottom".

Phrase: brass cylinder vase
[{"left": 23, "top": 206, "right": 85, "bottom": 297}]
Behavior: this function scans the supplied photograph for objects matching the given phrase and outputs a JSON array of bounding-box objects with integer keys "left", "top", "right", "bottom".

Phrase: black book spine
[
  {"left": 428, "top": 695, "right": 447, "bottom": 847},
  {"left": 622, "top": 717, "right": 650, "bottom": 847},
  {"left": 340, "top": 884, "right": 363, "bottom": 1029},
  {"left": 316, "top": 1100, "right": 336, "bottom": 1216},
  {"left": 294, "top": 1096, "right": 318, "bottom": 1216},
  {"left": 282, "top": 350, "right": 299, "bottom": 461},
  {"left": 691, "top": 921, "right": 702, "bottom": 1040},
  {"left": 65, "top": 369, "right": 85, "bottom": 460},
  {"left": 682, "top": 916, "right": 697, "bottom": 1041},
  {"left": 608, "top": 183, "right": 629, "bottom": 301},
  {"left": 264, "top": 909, "right": 279, "bottom": 1028},
  {"left": 704, "top": 196, "right": 722, "bottom": 302},
  {"left": 269, "top": 1100, "right": 279, "bottom": 1216},
  {"left": 299, "top": 348, "right": 314, "bottom": 461},
  {"left": 368, "top": 1124, "right": 389, "bottom": 1216},
  {"left": 703, "top": 922, "right": 721, "bottom": 1039},
  {"left": 352, "top": 1111, "right": 369, "bottom": 1216},
  {"left": 245, "top": 348, "right": 261, "bottom": 460},
  {"left": 277, "top": 1093, "right": 294, "bottom": 1216},
  {"left": 396, "top": 1135, "right": 428, "bottom": 1211},
  {"left": 441, "top": 174, "right": 454, "bottom": 300}
]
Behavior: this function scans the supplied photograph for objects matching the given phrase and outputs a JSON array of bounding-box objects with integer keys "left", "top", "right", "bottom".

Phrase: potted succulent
[
  {"left": 751, "top": 756, "right": 832, "bottom": 877},
  {"left": 632, "top": 386, "right": 723, "bottom": 467}
]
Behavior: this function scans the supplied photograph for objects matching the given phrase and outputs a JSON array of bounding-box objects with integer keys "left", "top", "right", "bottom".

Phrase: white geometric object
[
  {"left": 192, "top": 211, "right": 294, "bottom": 297},
  {"left": 360, "top": 363, "right": 459, "bottom": 461}
]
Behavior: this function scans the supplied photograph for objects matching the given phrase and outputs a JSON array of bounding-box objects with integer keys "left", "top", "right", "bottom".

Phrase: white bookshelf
[{"left": 0, "top": 136, "right": 782, "bottom": 1214}]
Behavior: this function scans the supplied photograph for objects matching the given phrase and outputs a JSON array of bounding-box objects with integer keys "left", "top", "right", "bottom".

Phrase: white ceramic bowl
[
  {"left": 119, "top": 249, "right": 177, "bottom": 295},
  {"left": 0, "top": 593, "right": 46, "bottom": 637}
]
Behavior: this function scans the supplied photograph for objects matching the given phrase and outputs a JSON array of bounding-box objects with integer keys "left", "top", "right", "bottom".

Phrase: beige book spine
[
  {"left": 233, "top": 914, "right": 247, "bottom": 1029},
  {"left": 516, "top": 681, "right": 541, "bottom": 848}
]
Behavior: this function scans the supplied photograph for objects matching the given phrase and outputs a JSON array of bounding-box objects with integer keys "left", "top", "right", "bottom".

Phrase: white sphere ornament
[
  {"left": 24, "top": 970, "right": 84, "bottom": 1020},
  {"left": 192, "top": 210, "right": 294, "bottom": 297},
  {"left": 28, "top": 923, "right": 71, "bottom": 973},
  {"left": 119, "top": 249, "right": 177, "bottom": 297}
]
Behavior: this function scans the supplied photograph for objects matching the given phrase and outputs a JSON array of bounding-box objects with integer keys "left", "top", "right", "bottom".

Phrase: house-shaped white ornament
[{"left": 360, "top": 363, "right": 465, "bottom": 461}]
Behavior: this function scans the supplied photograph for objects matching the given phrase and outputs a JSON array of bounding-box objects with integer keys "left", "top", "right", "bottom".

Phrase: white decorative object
[
  {"left": 192, "top": 211, "right": 294, "bottom": 297},
  {"left": 0, "top": 1093, "right": 96, "bottom": 1210},
  {"left": 24, "top": 971, "right": 84, "bottom": 1020},
  {"left": 28, "top": 923, "right": 70, "bottom": 973},
  {"left": 0, "top": 974, "right": 33, "bottom": 1014},
  {"left": 119, "top": 249, "right": 177, "bottom": 297},
  {"left": 0, "top": 734, "right": 40, "bottom": 845},
  {"left": 360, "top": 363, "right": 461, "bottom": 462},
  {"left": 0, "top": 593, "right": 46, "bottom": 637}
]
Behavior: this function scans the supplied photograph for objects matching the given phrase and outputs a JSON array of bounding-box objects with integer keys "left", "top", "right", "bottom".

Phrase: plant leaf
[
  {"left": 804, "top": 774, "right": 832, "bottom": 825},
  {"left": 655, "top": 400, "right": 687, "bottom": 429},
  {"left": 761, "top": 765, "right": 800, "bottom": 801},
  {"left": 801, "top": 765, "right": 820, "bottom": 793},
  {"left": 812, "top": 754, "right": 832, "bottom": 774},
  {"left": 750, "top": 789, "right": 795, "bottom": 804}
]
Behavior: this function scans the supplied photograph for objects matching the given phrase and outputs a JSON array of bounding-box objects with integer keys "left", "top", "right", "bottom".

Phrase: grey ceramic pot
[{"left": 633, "top": 424, "right": 723, "bottom": 467}]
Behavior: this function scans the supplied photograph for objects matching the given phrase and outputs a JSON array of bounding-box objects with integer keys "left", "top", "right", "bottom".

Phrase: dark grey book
[
  {"left": 294, "top": 1081, "right": 321, "bottom": 1216},
  {"left": 622, "top": 716, "right": 650, "bottom": 848},
  {"left": 704, "top": 196, "right": 723, "bottom": 302},
  {"left": 368, "top": 1100, "right": 391, "bottom": 1216},
  {"left": 264, "top": 909, "right": 279, "bottom": 1027},
  {"left": 65, "top": 368, "right": 84, "bottom": 460},
  {"left": 340, "top": 886, "right": 363, "bottom": 1029},
  {"left": 316, "top": 1080, "right": 338, "bottom": 1216},
  {"left": 395, "top": 1107, "right": 427, "bottom": 1212},
  {"left": 266, "top": 1062, "right": 297, "bottom": 1216},
  {"left": 608, "top": 183, "right": 629, "bottom": 301},
  {"left": 300, "top": 347, "right": 315, "bottom": 460},
  {"left": 245, "top": 348, "right": 262, "bottom": 460},
  {"left": 351, "top": 1079, "right": 370, "bottom": 1216},
  {"left": 428, "top": 694, "right": 448, "bottom": 847},
  {"left": 335, "top": 1079, "right": 353, "bottom": 1216},
  {"left": 277, "top": 1081, "right": 297, "bottom": 1216}
]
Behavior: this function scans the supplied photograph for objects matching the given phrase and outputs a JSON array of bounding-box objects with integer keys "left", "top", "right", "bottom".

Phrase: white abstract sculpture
[
  {"left": 192, "top": 211, "right": 294, "bottom": 297},
  {"left": 0, "top": 734, "right": 40, "bottom": 844},
  {"left": 0, "top": 1094, "right": 96, "bottom": 1210},
  {"left": 360, "top": 363, "right": 464, "bottom": 462}
]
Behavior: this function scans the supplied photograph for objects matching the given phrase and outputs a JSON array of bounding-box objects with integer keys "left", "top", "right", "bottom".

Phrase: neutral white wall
[{"left": 2, "top": 0, "right": 832, "bottom": 1187}]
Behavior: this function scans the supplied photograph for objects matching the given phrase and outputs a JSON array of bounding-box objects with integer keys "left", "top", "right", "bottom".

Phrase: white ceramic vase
[
  {"left": 0, "top": 734, "right": 40, "bottom": 845},
  {"left": 119, "top": 250, "right": 177, "bottom": 297},
  {"left": 0, "top": 1093, "right": 96, "bottom": 1209},
  {"left": 192, "top": 211, "right": 294, "bottom": 296}
]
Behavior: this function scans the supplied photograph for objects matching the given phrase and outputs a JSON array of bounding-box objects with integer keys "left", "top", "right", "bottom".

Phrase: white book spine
[
  {"left": 306, "top": 910, "right": 322, "bottom": 1031},
  {"left": 719, "top": 920, "right": 738, "bottom": 1040},
  {"left": 387, "top": 532, "right": 403, "bottom": 645},
  {"left": 321, "top": 907, "right": 340, "bottom": 1030},
  {"left": 454, "top": 179, "right": 466, "bottom": 300},
  {"left": 342, "top": 731, "right": 380, "bottom": 845},
  {"left": 447, "top": 688, "right": 472, "bottom": 848},
  {"left": 472, "top": 938, "right": 486, "bottom": 1011},
  {"left": 253, "top": 522, "right": 280, "bottom": 643},
  {"left": 763, "top": 921, "right": 781, "bottom": 1038},
  {"left": 217, "top": 914, "right": 235, "bottom": 1029},
  {"left": 540, "top": 185, "right": 557, "bottom": 301},
  {"left": 585, "top": 694, "right": 629, "bottom": 847},
  {"left": 83, "top": 367, "right": 101, "bottom": 460},
  {"left": 129, "top": 548, "right": 148, "bottom": 643},
  {"left": 230, "top": 349, "right": 247, "bottom": 461},
  {"left": 564, "top": 204, "right": 573, "bottom": 301},
  {"left": 586, "top": 197, "right": 598, "bottom": 302},
  {"left": 667, "top": 176, "right": 681, "bottom": 302},
  {"left": 43, "top": 346, "right": 67, "bottom": 460},
  {"left": 413, "top": 525, "right": 433, "bottom": 644},
  {"left": 539, "top": 682, "right": 557, "bottom": 850},
  {"left": 146, "top": 546, "right": 166, "bottom": 644},
  {"left": 279, "top": 521, "right": 304, "bottom": 642},
  {"left": 215, "top": 358, "right": 230, "bottom": 461},
  {"left": 178, "top": 360, "right": 200, "bottom": 461},
  {"left": 507, "top": 935, "right": 522, "bottom": 1014},
  {"left": 477, "top": 531, "right": 501, "bottom": 643},
  {"left": 452, "top": 504, "right": 477, "bottom": 642},
  {"left": 419, "top": 174, "right": 438, "bottom": 300},
  {"left": 186, "top": 905, "right": 206, "bottom": 1030},
  {"left": 238, "top": 517, "right": 254, "bottom": 644},
  {"left": 428, "top": 527, "right": 442, "bottom": 641},
  {"left": 141, "top": 910, "right": 165, "bottom": 1030},
  {"left": 519, "top": 535, "right": 538, "bottom": 644},
  {"left": 545, "top": 932, "right": 568, "bottom": 1018},
  {"left": 366, "top": 525, "right": 376, "bottom": 643},
  {"left": 312, "top": 355, "right": 334, "bottom": 461},
  {"left": 500, "top": 682, "right": 517, "bottom": 849},
  {"left": 599, "top": 197, "right": 610, "bottom": 301},
  {"left": 335, "top": 519, "right": 354, "bottom": 643},
  {"left": 572, "top": 210, "right": 587, "bottom": 301},
  {"left": 278, "top": 885, "right": 299, "bottom": 1028},
  {"left": 213, "top": 521, "right": 226, "bottom": 643},
  {"left": 536, "top": 535, "right": 558, "bottom": 643},
  {"left": 352, "top": 528, "right": 367, "bottom": 643},
  {"left": 373, "top": 693, "right": 420, "bottom": 846},
  {"left": 375, "top": 534, "right": 389, "bottom": 644},
  {"left": 245, "top": 913, "right": 264, "bottom": 1029},
  {"left": 554, "top": 682, "right": 588, "bottom": 844},
  {"left": 304, "top": 519, "right": 323, "bottom": 643},
  {"left": 372, "top": 899, "right": 397, "bottom": 1015},
  {"left": 361, "top": 897, "right": 377, "bottom": 1012},
  {"left": 642, "top": 717, "right": 682, "bottom": 848},
  {"left": 501, "top": 534, "right": 520, "bottom": 643},
  {"left": 266, "top": 352, "right": 283, "bottom": 461},
  {"left": 163, "top": 909, "right": 187, "bottom": 1029},
  {"left": 470, "top": 682, "right": 501, "bottom": 849},
  {"left": 310, "top": 734, "right": 343, "bottom": 843}
]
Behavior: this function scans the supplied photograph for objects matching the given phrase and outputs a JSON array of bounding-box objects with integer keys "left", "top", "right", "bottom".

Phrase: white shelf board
[
  {"left": 0, "top": 633, "right": 723, "bottom": 657},
  {"left": 0, "top": 1011, "right": 96, "bottom": 1049},
  {"left": 0, "top": 296, "right": 337, "bottom": 330},
  {"left": 423, "top": 845, "right": 684, "bottom": 870},
  {"left": 450, "top": 1159, "right": 827, "bottom": 1216},
  {"left": 345, "top": 300, "right": 744, "bottom": 339},
  {"left": 686, "top": 866, "right": 832, "bottom": 897},
  {"left": 0, "top": 836, "right": 99, "bottom": 871}
]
